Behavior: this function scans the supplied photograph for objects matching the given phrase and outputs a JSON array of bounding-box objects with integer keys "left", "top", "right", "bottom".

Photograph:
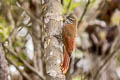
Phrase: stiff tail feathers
[{"left": 61, "top": 50, "right": 70, "bottom": 74}]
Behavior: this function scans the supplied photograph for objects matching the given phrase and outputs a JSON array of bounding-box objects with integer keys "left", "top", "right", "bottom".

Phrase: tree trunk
[
  {"left": 0, "top": 42, "right": 9, "bottom": 80},
  {"left": 43, "top": 0, "right": 65, "bottom": 80}
]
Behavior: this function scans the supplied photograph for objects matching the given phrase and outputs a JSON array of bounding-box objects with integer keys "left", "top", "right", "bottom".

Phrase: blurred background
[{"left": 0, "top": 0, "right": 120, "bottom": 80}]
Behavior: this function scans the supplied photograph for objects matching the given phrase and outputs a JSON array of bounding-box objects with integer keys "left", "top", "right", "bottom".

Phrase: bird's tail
[{"left": 61, "top": 50, "right": 70, "bottom": 74}]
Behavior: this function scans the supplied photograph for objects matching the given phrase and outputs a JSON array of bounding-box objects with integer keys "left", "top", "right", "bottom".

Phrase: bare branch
[
  {"left": 93, "top": 28, "right": 120, "bottom": 79},
  {"left": 6, "top": 56, "right": 32, "bottom": 80},
  {"left": 3, "top": 46, "right": 45, "bottom": 80},
  {"left": 43, "top": 0, "right": 65, "bottom": 79},
  {"left": 0, "top": 42, "right": 9, "bottom": 80},
  {"left": 78, "top": 0, "right": 90, "bottom": 27},
  {"left": 66, "top": 0, "right": 72, "bottom": 15}
]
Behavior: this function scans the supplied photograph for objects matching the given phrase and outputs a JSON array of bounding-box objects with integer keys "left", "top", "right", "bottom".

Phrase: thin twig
[
  {"left": 78, "top": 0, "right": 90, "bottom": 28},
  {"left": 93, "top": 30, "right": 120, "bottom": 79},
  {"left": 6, "top": 56, "right": 32, "bottom": 80},
  {"left": 61, "top": 0, "right": 64, "bottom": 5},
  {"left": 66, "top": 0, "right": 72, "bottom": 15},
  {"left": 3, "top": 46, "right": 45, "bottom": 80},
  {"left": 21, "top": 2, "right": 43, "bottom": 26},
  {"left": 7, "top": 8, "right": 15, "bottom": 28},
  {"left": 94, "top": 49, "right": 120, "bottom": 80},
  {"left": 16, "top": 1, "right": 43, "bottom": 26}
]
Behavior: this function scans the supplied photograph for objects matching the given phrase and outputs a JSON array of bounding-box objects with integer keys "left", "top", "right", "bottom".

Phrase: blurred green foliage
[
  {"left": 62, "top": 0, "right": 97, "bottom": 14},
  {"left": 0, "top": 0, "right": 120, "bottom": 80},
  {"left": 5, "top": 0, "right": 16, "bottom": 5},
  {"left": 0, "top": 17, "right": 13, "bottom": 42},
  {"left": 7, "top": 53, "right": 24, "bottom": 66},
  {"left": 73, "top": 75, "right": 87, "bottom": 80},
  {"left": 13, "top": 37, "right": 25, "bottom": 48},
  {"left": 73, "top": 76, "right": 81, "bottom": 80},
  {"left": 20, "top": 52, "right": 27, "bottom": 60},
  {"left": 63, "top": 0, "right": 80, "bottom": 14}
]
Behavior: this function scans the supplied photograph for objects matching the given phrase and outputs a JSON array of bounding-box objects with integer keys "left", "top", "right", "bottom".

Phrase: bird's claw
[{"left": 60, "top": 62, "right": 69, "bottom": 74}]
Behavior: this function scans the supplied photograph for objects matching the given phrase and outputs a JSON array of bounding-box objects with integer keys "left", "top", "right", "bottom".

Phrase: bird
[{"left": 61, "top": 14, "right": 77, "bottom": 74}]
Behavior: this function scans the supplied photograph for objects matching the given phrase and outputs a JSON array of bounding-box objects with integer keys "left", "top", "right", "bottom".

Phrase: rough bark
[
  {"left": 0, "top": 42, "right": 9, "bottom": 80},
  {"left": 43, "top": 0, "right": 65, "bottom": 80}
]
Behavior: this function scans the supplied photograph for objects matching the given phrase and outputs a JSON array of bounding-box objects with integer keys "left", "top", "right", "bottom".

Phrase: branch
[
  {"left": 61, "top": 0, "right": 64, "bottom": 5},
  {"left": 6, "top": 56, "right": 32, "bottom": 80},
  {"left": 7, "top": 8, "right": 15, "bottom": 28},
  {"left": 93, "top": 29, "right": 120, "bottom": 79},
  {"left": 16, "top": 1, "right": 43, "bottom": 26},
  {"left": 0, "top": 42, "right": 9, "bottom": 80},
  {"left": 43, "top": 0, "right": 65, "bottom": 79},
  {"left": 3, "top": 46, "right": 45, "bottom": 80},
  {"left": 78, "top": 0, "right": 90, "bottom": 27},
  {"left": 94, "top": 49, "right": 120, "bottom": 79},
  {"left": 66, "top": 0, "right": 72, "bottom": 15}
]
